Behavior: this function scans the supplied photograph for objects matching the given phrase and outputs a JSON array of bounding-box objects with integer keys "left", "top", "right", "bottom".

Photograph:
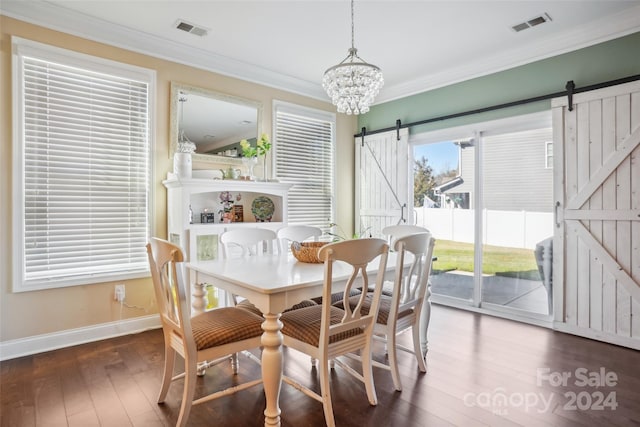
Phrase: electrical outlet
[{"left": 114, "top": 284, "right": 125, "bottom": 302}]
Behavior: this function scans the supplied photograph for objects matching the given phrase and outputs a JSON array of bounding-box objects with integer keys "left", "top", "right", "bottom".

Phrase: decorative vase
[
  {"left": 242, "top": 156, "right": 258, "bottom": 180},
  {"left": 173, "top": 152, "right": 192, "bottom": 179}
]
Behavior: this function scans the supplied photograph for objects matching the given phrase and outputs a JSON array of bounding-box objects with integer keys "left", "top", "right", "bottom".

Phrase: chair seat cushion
[
  {"left": 338, "top": 293, "right": 413, "bottom": 325},
  {"left": 281, "top": 305, "right": 363, "bottom": 347},
  {"left": 237, "top": 298, "right": 317, "bottom": 317},
  {"left": 367, "top": 280, "right": 395, "bottom": 296},
  {"left": 191, "top": 307, "right": 264, "bottom": 351},
  {"left": 311, "top": 288, "right": 363, "bottom": 305},
  {"left": 236, "top": 299, "right": 263, "bottom": 316}
]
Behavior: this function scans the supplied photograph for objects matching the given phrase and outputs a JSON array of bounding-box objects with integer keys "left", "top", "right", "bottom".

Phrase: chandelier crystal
[{"left": 322, "top": 0, "right": 383, "bottom": 115}]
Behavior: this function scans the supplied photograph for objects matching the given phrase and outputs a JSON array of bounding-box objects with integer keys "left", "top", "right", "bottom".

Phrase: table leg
[
  {"left": 261, "top": 313, "right": 283, "bottom": 427},
  {"left": 192, "top": 282, "right": 207, "bottom": 316},
  {"left": 191, "top": 282, "right": 210, "bottom": 376}
]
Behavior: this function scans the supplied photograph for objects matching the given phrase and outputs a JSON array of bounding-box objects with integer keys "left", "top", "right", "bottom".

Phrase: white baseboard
[
  {"left": 553, "top": 322, "right": 640, "bottom": 350},
  {"left": 0, "top": 315, "right": 162, "bottom": 361}
]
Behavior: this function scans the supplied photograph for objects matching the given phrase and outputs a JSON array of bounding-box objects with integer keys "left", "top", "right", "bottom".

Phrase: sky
[{"left": 413, "top": 142, "right": 459, "bottom": 174}]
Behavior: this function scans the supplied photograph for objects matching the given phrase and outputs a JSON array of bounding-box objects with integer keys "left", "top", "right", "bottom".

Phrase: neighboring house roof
[{"left": 435, "top": 176, "right": 464, "bottom": 194}]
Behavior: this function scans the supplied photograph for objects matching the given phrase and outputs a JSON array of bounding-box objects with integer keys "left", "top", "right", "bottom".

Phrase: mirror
[{"left": 170, "top": 82, "right": 262, "bottom": 165}]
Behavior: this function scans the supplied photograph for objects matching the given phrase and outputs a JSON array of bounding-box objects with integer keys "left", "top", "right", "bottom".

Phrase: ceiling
[{"left": 3, "top": 1, "right": 640, "bottom": 106}]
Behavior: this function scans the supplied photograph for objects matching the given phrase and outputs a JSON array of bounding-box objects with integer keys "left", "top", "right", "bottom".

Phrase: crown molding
[
  {"left": 3, "top": 2, "right": 640, "bottom": 107},
  {"left": 377, "top": 4, "right": 640, "bottom": 104},
  {"left": 1, "top": 1, "right": 328, "bottom": 101}
]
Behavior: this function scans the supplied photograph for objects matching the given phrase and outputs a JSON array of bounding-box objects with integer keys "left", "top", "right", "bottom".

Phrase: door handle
[{"left": 401, "top": 203, "right": 407, "bottom": 224}]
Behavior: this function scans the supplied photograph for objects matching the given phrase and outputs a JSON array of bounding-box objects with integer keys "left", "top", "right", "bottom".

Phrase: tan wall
[{"left": 0, "top": 16, "right": 357, "bottom": 342}]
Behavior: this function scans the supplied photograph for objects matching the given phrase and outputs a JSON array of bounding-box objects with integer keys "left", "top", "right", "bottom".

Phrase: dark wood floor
[{"left": 2, "top": 305, "right": 639, "bottom": 426}]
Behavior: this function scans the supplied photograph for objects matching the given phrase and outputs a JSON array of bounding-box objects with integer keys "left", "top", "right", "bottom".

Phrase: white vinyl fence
[{"left": 415, "top": 207, "right": 553, "bottom": 250}]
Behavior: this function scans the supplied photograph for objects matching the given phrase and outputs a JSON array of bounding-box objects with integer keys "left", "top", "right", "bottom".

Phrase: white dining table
[{"left": 187, "top": 252, "right": 414, "bottom": 427}]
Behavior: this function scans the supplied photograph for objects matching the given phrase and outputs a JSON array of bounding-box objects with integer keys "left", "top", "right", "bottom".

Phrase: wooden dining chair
[
  {"left": 277, "top": 224, "right": 323, "bottom": 254},
  {"left": 382, "top": 224, "right": 429, "bottom": 247},
  {"left": 280, "top": 238, "right": 389, "bottom": 427},
  {"left": 146, "top": 237, "right": 264, "bottom": 427},
  {"left": 220, "top": 227, "right": 316, "bottom": 316},
  {"left": 343, "top": 232, "right": 435, "bottom": 391},
  {"left": 220, "top": 227, "right": 278, "bottom": 258},
  {"left": 382, "top": 224, "right": 435, "bottom": 359}
]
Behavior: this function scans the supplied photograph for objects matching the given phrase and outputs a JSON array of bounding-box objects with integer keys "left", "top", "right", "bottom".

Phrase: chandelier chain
[{"left": 351, "top": 0, "right": 355, "bottom": 50}]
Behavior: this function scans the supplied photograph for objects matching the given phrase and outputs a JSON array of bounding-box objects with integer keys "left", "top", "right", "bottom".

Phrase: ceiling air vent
[
  {"left": 175, "top": 19, "right": 209, "bottom": 37},
  {"left": 511, "top": 13, "right": 552, "bottom": 32}
]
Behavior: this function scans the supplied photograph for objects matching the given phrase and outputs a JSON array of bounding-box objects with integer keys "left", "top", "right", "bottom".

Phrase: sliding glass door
[
  {"left": 412, "top": 112, "right": 553, "bottom": 320},
  {"left": 480, "top": 128, "right": 553, "bottom": 316},
  {"left": 414, "top": 140, "right": 475, "bottom": 304}
]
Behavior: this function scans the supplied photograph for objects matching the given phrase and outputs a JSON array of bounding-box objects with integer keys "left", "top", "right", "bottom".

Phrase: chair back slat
[{"left": 340, "top": 265, "right": 368, "bottom": 321}]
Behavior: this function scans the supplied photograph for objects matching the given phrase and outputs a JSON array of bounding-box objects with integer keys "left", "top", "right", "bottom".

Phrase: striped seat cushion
[
  {"left": 367, "top": 280, "right": 395, "bottom": 296},
  {"left": 311, "top": 288, "right": 363, "bottom": 305},
  {"left": 337, "top": 294, "right": 414, "bottom": 325},
  {"left": 280, "top": 305, "right": 363, "bottom": 347},
  {"left": 191, "top": 307, "right": 263, "bottom": 351},
  {"left": 236, "top": 299, "right": 263, "bottom": 316},
  {"left": 237, "top": 299, "right": 317, "bottom": 317}
]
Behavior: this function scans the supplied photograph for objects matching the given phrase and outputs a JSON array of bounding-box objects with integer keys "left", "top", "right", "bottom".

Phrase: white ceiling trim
[
  {"left": 1, "top": 1, "right": 327, "bottom": 100},
  {"left": 379, "top": 4, "right": 640, "bottom": 104},
  {"left": 3, "top": 2, "right": 640, "bottom": 106}
]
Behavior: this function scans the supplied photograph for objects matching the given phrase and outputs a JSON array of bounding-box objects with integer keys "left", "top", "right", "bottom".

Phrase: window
[
  {"left": 273, "top": 101, "right": 335, "bottom": 228},
  {"left": 12, "top": 37, "right": 154, "bottom": 292},
  {"left": 545, "top": 141, "right": 553, "bottom": 168}
]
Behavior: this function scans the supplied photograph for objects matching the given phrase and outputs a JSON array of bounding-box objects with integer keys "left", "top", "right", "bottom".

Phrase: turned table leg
[{"left": 261, "top": 312, "right": 283, "bottom": 427}]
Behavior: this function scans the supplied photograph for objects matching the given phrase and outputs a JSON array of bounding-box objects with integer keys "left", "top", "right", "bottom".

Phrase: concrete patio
[{"left": 430, "top": 271, "right": 551, "bottom": 315}]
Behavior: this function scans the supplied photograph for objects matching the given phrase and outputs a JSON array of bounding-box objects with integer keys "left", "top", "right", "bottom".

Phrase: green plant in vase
[
  {"left": 240, "top": 134, "right": 271, "bottom": 181},
  {"left": 256, "top": 133, "right": 272, "bottom": 181},
  {"left": 239, "top": 139, "right": 258, "bottom": 180}
]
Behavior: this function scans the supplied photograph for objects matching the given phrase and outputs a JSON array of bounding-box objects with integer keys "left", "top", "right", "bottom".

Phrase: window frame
[
  {"left": 12, "top": 37, "right": 156, "bottom": 292},
  {"left": 545, "top": 141, "right": 553, "bottom": 169},
  {"left": 272, "top": 100, "right": 336, "bottom": 229}
]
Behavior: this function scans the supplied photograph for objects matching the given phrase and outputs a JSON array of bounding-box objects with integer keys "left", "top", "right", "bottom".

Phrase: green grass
[{"left": 432, "top": 240, "right": 541, "bottom": 281}]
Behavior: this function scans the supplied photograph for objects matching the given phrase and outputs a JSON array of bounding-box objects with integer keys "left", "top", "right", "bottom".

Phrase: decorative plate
[{"left": 251, "top": 196, "right": 275, "bottom": 222}]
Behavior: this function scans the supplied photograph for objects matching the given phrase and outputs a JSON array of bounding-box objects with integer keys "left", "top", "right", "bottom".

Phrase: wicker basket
[{"left": 291, "top": 241, "right": 328, "bottom": 263}]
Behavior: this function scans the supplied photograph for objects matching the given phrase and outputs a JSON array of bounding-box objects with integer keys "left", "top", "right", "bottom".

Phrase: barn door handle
[
  {"left": 554, "top": 201, "right": 561, "bottom": 227},
  {"left": 399, "top": 203, "right": 407, "bottom": 224}
]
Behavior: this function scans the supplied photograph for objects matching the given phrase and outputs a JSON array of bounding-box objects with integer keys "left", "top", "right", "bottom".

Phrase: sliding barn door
[
  {"left": 552, "top": 80, "right": 640, "bottom": 350},
  {"left": 355, "top": 129, "right": 409, "bottom": 238}
]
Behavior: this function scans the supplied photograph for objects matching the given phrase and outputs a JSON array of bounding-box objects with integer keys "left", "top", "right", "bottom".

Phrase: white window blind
[
  {"left": 13, "top": 38, "right": 153, "bottom": 291},
  {"left": 273, "top": 102, "right": 335, "bottom": 228}
]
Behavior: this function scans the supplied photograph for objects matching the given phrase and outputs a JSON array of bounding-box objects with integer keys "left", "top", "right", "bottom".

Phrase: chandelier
[{"left": 322, "top": 0, "right": 383, "bottom": 115}]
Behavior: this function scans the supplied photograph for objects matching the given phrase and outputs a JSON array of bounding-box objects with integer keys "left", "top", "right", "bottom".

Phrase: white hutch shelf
[{"left": 163, "top": 173, "right": 292, "bottom": 262}]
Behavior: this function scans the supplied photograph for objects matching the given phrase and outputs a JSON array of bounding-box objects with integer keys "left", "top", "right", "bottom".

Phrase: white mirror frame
[{"left": 169, "top": 82, "right": 263, "bottom": 165}]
